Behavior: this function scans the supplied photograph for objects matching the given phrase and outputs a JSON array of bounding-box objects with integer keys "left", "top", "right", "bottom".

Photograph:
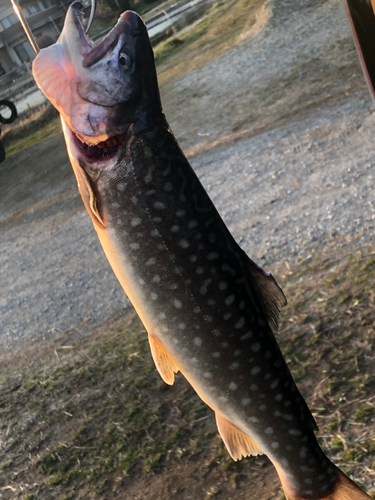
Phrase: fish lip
[{"left": 70, "top": 2, "right": 93, "bottom": 53}]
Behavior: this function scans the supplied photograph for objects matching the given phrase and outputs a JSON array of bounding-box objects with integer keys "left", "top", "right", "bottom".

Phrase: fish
[{"left": 32, "top": 4, "right": 370, "bottom": 499}]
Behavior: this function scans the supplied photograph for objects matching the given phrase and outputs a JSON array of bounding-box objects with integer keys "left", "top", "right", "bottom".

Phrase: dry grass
[{"left": 1, "top": 245, "right": 375, "bottom": 498}]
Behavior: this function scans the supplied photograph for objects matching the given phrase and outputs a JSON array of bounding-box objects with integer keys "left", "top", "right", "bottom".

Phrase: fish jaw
[{"left": 32, "top": 4, "right": 161, "bottom": 145}]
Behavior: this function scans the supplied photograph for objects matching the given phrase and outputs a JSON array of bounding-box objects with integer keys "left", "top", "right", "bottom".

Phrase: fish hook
[{"left": 10, "top": 0, "right": 97, "bottom": 55}]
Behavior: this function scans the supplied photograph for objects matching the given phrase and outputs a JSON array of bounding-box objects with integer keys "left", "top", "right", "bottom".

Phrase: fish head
[{"left": 32, "top": 2, "right": 161, "bottom": 156}]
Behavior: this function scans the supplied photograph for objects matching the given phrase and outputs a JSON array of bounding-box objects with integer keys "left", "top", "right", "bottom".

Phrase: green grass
[{"left": 1, "top": 246, "right": 375, "bottom": 497}]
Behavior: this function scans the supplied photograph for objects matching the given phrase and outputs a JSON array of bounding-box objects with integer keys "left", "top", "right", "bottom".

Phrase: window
[
  {"left": 14, "top": 41, "right": 35, "bottom": 63},
  {"left": 26, "top": 3, "right": 41, "bottom": 15},
  {"left": 0, "top": 13, "right": 19, "bottom": 30}
]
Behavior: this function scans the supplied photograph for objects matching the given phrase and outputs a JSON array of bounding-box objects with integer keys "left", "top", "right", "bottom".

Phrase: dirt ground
[{"left": 1, "top": 0, "right": 375, "bottom": 498}]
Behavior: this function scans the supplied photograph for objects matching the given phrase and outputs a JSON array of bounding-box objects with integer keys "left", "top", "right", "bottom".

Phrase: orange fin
[
  {"left": 148, "top": 334, "right": 179, "bottom": 385},
  {"left": 278, "top": 463, "right": 370, "bottom": 500},
  {"left": 215, "top": 413, "right": 263, "bottom": 461}
]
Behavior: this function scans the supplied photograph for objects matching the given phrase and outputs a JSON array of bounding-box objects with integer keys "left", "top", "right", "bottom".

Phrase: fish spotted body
[{"left": 32, "top": 4, "right": 370, "bottom": 499}]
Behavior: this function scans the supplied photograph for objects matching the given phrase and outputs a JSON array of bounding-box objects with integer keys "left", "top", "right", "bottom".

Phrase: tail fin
[{"left": 279, "top": 465, "right": 370, "bottom": 500}]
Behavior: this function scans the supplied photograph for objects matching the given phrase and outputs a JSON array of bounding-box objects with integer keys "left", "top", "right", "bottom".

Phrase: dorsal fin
[
  {"left": 215, "top": 413, "right": 263, "bottom": 461},
  {"left": 148, "top": 333, "right": 179, "bottom": 385},
  {"left": 246, "top": 258, "right": 287, "bottom": 334}
]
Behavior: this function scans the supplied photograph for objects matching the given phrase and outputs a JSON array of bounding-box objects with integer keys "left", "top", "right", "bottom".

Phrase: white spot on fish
[
  {"left": 240, "top": 332, "right": 252, "bottom": 341},
  {"left": 223, "top": 313, "right": 232, "bottom": 321},
  {"left": 241, "top": 398, "right": 251, "bottom": 406},
  {"left": 259, "top": 404, "right": 267, "bottom": 411},
  {"left": 193, "top": 307, "right": 200, "bottom": 314},
  {"left": 171, "top": 225, "right": 180, "bottom": 233},
  {"left": 250, "top": 384, "right": 258, "bottom": 391},
  {"left": 225, "top": 294, "right": 235, "bottom": 306},
  {"left": 304, "top": 479, "right": 313, "bottom": 486},
  {"left": 117, "top": 182, "right": 126, "bottom": 191},
  {"left": 154, "top": 201, "right": 165, "bottom": 210},
  {"left": 234, "top": 349, "right": 241, "bottom": 356},
  {"left": 204, "top": 372, "right": 212, "bottom": 379},
  {"left": 112, "top": 202, "right": 120, "bottom": 209},
  {"left": 271, "top": 442, "right": 279, "bottom": 449},
  {"left": 151, "top": 229, "right": 159, "bottom": 237},
  {"left": 174, "top": 299, "right": 183, "bottom": 309},
  {"left": 178, "top": 323, "right": 186, "bottom": 330},
  {"left": 207, "top": 252, "right": 219, "bottom": 261},
  {"left": 251, "top": 343, "right": 261, "bottom": 352},
  {"left": 251, "top": 366, "right": 261, "bottom": 375},
  {"left": 194, "top": 337, "right": 202, "bottom": 346},
  {"left": 176, "top": 209, "right": 186, "bottom": 217},
  {"left": 146, "top": 257, "right": 156, "bottom": 266},
  {"left": 179, "top": 239, "right": 190, "bottom": 249},
  {"left": 130, "top": 243, "right": 140, "bottom": 250},
  {"left": 196, "top": 267, "right": 204, "bottom": 275},
  {"left": 230, "top": 362, "right": 239, "bottom": 370},
  {"left": 229, "top": 382, "right": 237, "bottom": 390},
  {"left": 265, "top": 427, "right": 273, "bottom": 435},
  {"left": 161, "top": 325, "right": 169, "bottom": 333},
  {"left": 299, "top": 446, "right": 307, "bottom": 458},
  {"left": 281, "top": 457, "right": 289, "bottom": 467},
  {"left": 131, "top": 196, "right": 138, "bottom": 205},
  {"left": 151, "top": 292, "right": 158, "bottom": 300},
  {"left": 131, "top": 217, "right": 141, "bottom": 227},
  {"left": 138, "top": 278, "right": 145, "bottom": 285},
  {"left": 212, "top": 352, "right": 220, "bottom": 358},
  {"left": 213, "top": 329, "right": 221, "bottom": 337},
  {"left": 205, "top": 315, "right": 213, "bottom": 323},
  {"left": 188, "top": 220, "right": 198, "bottom": 229},
  {"left": 235, "top": 317, "right": 245, "bottom": 329},
  {"left": 249, "top": 416, "right": 259, "bottom": 423},
  {"left": 270, "top": 379, "right": 279, "bottom": 389},
  {"left": 159, "top": 312, "right": 166, "bottom": 319},
  {"left": 219, "top": 396, "right": 228, "bottom": 403},
  {"left": 164, "top": 182, "right": 173, "bottom": 191},
  {"left": 218, "top": 282, "right": 228, "bottom": 291},
  {"left": 289, "top": 429, "right": 302, "bottom": 436},
  {"left": 207, "top": 299, "right": 215, "bottom": 306},
  {"left": 190, "top": 255, "right": 198, "bottom": 263},
  {"left": 152, "top": 275, "right": 161, "bottom": 283},
  {"left": 221, "top": 342, "right": 229, "bottom": 348}
]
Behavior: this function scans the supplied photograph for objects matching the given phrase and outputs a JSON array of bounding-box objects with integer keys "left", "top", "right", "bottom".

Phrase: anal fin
[
  {"left": 148, "top": 333, "right": 179, "bottom": 385},
  {"left": 215, "top": 413, "right": 263, "bottom": 461}
]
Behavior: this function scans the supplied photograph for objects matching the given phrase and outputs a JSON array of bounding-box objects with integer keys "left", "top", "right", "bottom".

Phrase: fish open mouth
[{"left": 73, "top": 130, "right": 129, "bottom": 163}]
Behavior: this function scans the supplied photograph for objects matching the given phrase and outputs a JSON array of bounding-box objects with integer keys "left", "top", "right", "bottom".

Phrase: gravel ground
[{"left": 1, "top": 0, "right": 375, "bottom": 351}]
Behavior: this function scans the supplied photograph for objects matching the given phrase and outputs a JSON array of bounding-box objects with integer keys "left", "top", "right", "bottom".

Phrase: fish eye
[{"left": 119, "top": 52, "right": 131, "bottom": 68}]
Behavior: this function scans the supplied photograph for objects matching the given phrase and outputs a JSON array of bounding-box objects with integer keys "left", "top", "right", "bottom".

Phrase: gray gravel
[{"left": 1, "top": 0, "right": 375, "bottom": 351}]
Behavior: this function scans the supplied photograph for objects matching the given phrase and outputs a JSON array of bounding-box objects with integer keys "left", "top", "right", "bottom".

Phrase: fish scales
[
  {"left": 32, "top": 4, "right": 371, "bottom": 499},
  {"left": 94, "top": 121, "right": 336, "bottom": 493}
]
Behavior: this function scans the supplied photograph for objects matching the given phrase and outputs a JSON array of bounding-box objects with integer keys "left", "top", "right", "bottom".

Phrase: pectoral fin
[
  {"left": 148, "top": 333, "right": 179, "bottom": 385},
  {"left": 215, "top": 413, "right": 263, "bottom": 461}
]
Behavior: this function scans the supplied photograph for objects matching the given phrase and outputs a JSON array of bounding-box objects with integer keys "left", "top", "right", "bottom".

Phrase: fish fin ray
[
  {"left": 246, "top": 257, "right": 287, "bottom": 334},
  {"left": 32, "top": 47, "right": 72, "bottom": 115},
  {"left": 148, "top": 334, "right": 179, "bottom": 385},
  {"left": 215, "top": 413, "right": 263, "bottom": 461},
  {"left": 277, "top": 462, "right": 370, "bottom": 500}
]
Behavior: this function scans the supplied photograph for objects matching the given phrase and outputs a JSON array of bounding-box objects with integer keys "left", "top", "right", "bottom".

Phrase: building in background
[{"left": 0, "top": 0, "right": 71, "bottom": 75}]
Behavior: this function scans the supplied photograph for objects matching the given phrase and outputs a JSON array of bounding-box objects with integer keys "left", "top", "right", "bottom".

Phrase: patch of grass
[{"left": 155, "top": 0, "right": 265, "bottom": 84}]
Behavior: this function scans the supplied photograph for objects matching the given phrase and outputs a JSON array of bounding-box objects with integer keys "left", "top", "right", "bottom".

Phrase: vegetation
[{"left": 1, "top": 247, "right": 375, "bottom": 498}]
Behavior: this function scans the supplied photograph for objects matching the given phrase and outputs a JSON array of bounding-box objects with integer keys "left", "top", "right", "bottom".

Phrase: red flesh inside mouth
[{"left": 74, "top": 132, "right": 128, "bottom": 162}]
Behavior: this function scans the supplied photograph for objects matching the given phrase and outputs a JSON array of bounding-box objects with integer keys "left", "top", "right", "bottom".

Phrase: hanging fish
[{"left": 32, "top": 4, "right": 370, "bottom": 499}]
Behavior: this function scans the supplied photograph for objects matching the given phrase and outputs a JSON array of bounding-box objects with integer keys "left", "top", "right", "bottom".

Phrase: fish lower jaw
[{"left": 72, "top": 130, "right": 128, "bottom": 164}]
